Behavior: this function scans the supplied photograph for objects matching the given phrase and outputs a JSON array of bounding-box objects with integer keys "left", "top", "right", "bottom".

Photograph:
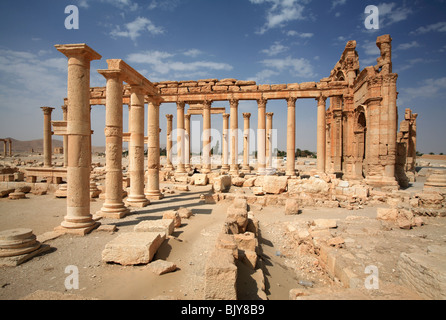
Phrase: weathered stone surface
[
  {"left": 376, "top": 208, "right": 399, "bottom": 221},
  {"left": 262, "top": 176, "right": 288, "bottom": 194},
  {"left": 134, "top": 219, "right": 174, "bottom": 236},
  {"left": 232, "top": 177, "right": 245, "bottom": 187},
  {"left": 213, "top": 175, "right": 231, "bottom": 192},
  {"left": 242, "top": 177, "right": 256, "bottom": 187},
  {"left": 226, "top": 205, "right": 248, "bottom": 234},
  {"left": 102, "top": 232, "right": 164, "bottom": 266},
  {"left": 147, "top": 260, "right": 177, "bottom": 275},
  {"left": 234, "top": 232, "right": 257, "bottom": 252},
  {"left": 285, "top": 198, "right": 300, "bottom": 215},
  {"left": 177, "top": 207, "right": 193, "bottom": 219},
  {"left": 162, "top": 210, "right": 181, "bottom": 228},
  {"left": 204, "top": 249, "right": 237, "bottom": 300},
  {"left": 193, "top": 174, "right": 208, "bottom": 186},
  {"left": 397, "top": 251, "right": 446, "bottom": 299},
  {"left": 311, "top": 219, "right": 337, "bottom": 229}
]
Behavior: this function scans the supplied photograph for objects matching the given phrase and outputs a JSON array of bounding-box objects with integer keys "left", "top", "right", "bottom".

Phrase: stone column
[
  {"left": 221, "top": 113, "right": 230, "bottom": 172},
  {"left": 126, "top": 85, "right": 149, "bottom": 207},
  {"left": 202, "top": 100, "right": 212, "bottom": 174},
  {"left": 8, "top": 139, "right": 12, "bottom": 157},
  {"left": 2, "top": 141, "right": 6, "bottom": 157},
  {"left": 229, "top": 99, "right": 239, "bottom": 176},
  {"left": 317, "top": 95, "right": 327, "bottom": 174},
  {"left": 145, "top": 101, "right": 164, "bottom": 200},
  {"left": 97, "top": 69, "right": 129, "bottom": 219},
  {"left": 385, "top": 74, "right": 399, "bottom": 182},
  {"left": 55, "top": 43, "right": 101, "bottom": 235},
  {"left": 286, "top": 97, "right": 297, "bottom": 176},
  {"left": 257, "top": 98, "right": 267, "bottom": 175},
  {"left": 176, "top": 101, "right": 186, "bottom": 174},
  {"left": 61, "top": 105, "right": 68, "bottom": 167},
  {"left": 242, "top": 113, "right": 251, "bottom": 173},
  {"left": 41, "top": 106, "right": 54, "bottom": 168},
  {"left": 185, "top": 114, "right": 191, "bottom": 171},
  {"left": 165, "top": 114, "right": 174, "bottom": 171},
  {"left": 266, "top": 112, "right": 274, "bottom": 172}
]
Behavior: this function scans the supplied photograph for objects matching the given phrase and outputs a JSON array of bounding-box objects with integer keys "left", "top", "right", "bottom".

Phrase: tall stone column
[
  {"left": 41, "top": 106, "right": 54, "bottom": 168},
  {"left": 266, "top": 112, "right": 274, "bottom": 172},
  {"left": 316, "top": 95, "right": 327, "bottom": 174},
  {"left": 55, "top": 43, "right": 101, "bottom": 234},
  {"left": 385, "top": 74, "right": 399, "bottom": 182},
  {"left": 176, "top": 101, "right": 186, "bottom": 174},
  {"left": 286, "top": 97, "right": 297, "bottom": 176},
  {"left": 185, "top": 114, "right": 191, "bottom": 171},
  {"left": 257, "top": 98, "right": 267, "bottom": 175},
  {"left": 61, "top": 105, "right": 68, "bottom": 167},
  {"left": 126, "top": 85, "right": 149, "bottom": 207},
  {"left": 145, "top": 101, "right": 164, "bottom": 200},
  {"left": 229, "top": 99, "right": 239, "bottom": 176},
  {"left": 221, "top": 113, "right": 230, "bottom": 172},
  {"left": 202, "top": 100, "right": 212, "bottom": 174},
  {"left": 97, "top": 69, "right": 129, "bottom": 219},
  {"left": 242, "top": 113, "right": 251, "bottom": 173},
  {"left": 8, "top": 139, "right": 12, "bottom": 157},
  {"left": 165, "top": 114, "right": 174, "bottom": 171},
  {"left": 2, "top": 141, "right": 6, "bottom": 157}
]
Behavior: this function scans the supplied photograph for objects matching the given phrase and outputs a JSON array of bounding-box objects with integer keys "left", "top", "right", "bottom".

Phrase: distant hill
[{"left": 3, "top": 138, "right": 64, "bottom": 153}]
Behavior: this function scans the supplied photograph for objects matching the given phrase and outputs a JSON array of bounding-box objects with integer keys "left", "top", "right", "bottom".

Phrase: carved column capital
[
  {"left": 166, "top": 114, "right": 173, "bottom": 121},
  {"left": 41, "top": 106, "right": 55, "bottom": 115},
  {"left": 287, "top": 97, "right": 297, "bottom": 108},
  {"left": 243, "top": 112, "right": 251, "bottom": 119},
  {"left": 257, "top": 98, "right": 267, "bottom": 109}
]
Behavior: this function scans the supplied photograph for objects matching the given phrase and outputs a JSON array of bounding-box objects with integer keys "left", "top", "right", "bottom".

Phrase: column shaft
[
  {"left": 185, "top": 114, "right": 191, "bottom": 170},
  {"left": 41, "top": 107, "right": 54, "bottom": 167},
  {"left": 266, "top": 112, "right": 274, "bottom": 172},
  {"left": 176, "top": 101, "right": 186, "bottom": 173},
  {"left": 165, "top": 115, "right": 174, "bottom": 171},
  {"left": 286, "top": 98, "right": 297, "bottom": 176},
  {"left": 257, "top": 99, "right": 267, "bottom": 175},
  {"left": 98, "top": 70, "right": 129, "bottom": 219},
  {"left": 55, "top": 44, "right": 101, "bottom": 234},
  {"left": 229, "top": 99, "right": 239, "bottom": 175},
  {"left": 127, "top": 86, "right": 149, "bottom": 207},
  {"left": 62, "top": 105, "right": 68, "bottom": 167},
  {"left": 202, "top": 100, "right": 212, "bottom": 173},
  {"left": 317, "top": 96, "right": 327, "bottom": 173},
  {"left": 242, "top": 113, "right": 251, "bottom": 172},
  {"left": 222, "top": 114, "right": 230, "bottom": 171},
  {"left": 146, "top": 101, "right": 163, "bottom": 200}
]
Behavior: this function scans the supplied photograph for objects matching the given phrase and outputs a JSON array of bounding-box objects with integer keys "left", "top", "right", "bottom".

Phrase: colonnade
[{"left": 1, "top": 139, "right": 13, "bottom": 157}]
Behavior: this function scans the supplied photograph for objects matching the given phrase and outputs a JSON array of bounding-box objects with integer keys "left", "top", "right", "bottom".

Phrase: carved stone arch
[{"left": 335, "top": 70, "right": 346, "bottom": 81}]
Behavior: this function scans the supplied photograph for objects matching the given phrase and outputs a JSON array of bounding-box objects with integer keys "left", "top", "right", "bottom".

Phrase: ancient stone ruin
[{"left": 1, "top": 34, "right": 445, "bottom": 301}]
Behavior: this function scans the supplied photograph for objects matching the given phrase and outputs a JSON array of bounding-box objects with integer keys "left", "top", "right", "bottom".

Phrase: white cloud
[
  {"left": 396, "top": 41, "right": 420, "bottom": 51},
  {"left": 377, "top": 2, "right": 412, "bottom": 28},
  {"left": 78, "top": 0, "right": 139, "bottom": 11},
  {"left": 410, "top": 21, "right": 446, "bottom": 35},
  {"left": 260, "top": 56, "right": 316, "bottom": 78},
  {"left": 126, "top": 50, "right": 233, "bottom": 78},
  {"left": 286, "top": 30, "right": 314, "bottom": 38},
  {"left": 261, "top": 42, "right": 289, "bottom": 56},
  {"left": 401, "top": 77, "right": 446, "bottom": 99},
  {"left": 110, "top": 17, "right": 164, "bottom": 41},
  {"left": 148, "top": 0, "right": 180, "bottom": 11},
  {"left": 331, "top": 0, "right": 346, "bottom": 10},
  {"left": 183, "top": 49, "right": 203, "bottom": 57},
  {"left": 249, "top": 0, "right": 310, "bottom": 34}
]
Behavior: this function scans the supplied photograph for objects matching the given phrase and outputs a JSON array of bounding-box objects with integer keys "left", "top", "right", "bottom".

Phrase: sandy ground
[{"left": 1, "top": 155, "right": 446, "bottom": 300}]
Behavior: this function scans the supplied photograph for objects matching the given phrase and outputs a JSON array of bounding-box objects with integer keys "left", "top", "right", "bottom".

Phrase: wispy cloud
[
  {"left": 260, "top": 56, "right": 316, "bottom": 78},
  {"left": 331, "top": 0, "right": 347, "bottom": 10},
  {"left": 126, "top": 50, "right": 233, "bottom": 80},
  {"left": 78, "top": 0, "right": 139, "bottom": 11},
  {"left": 148, "top": 0, "right": 181, "bottom": 11},
  {"left": 110, "top": 16, "right": 165, "bottom": 41},
  {"left": 377, "top": 2, "right": 413, "bottom": 28},
  {"left": 396, "top": 41, "right": 420, "bottom": 51},
  {"left": 401, "top": 77, "right": 446, "bottom": 99},
  {"left": 410, "top": 21, "right": 446, "bottom": 35},
  {"left": 285, "top": 30, "right": 314, "bottom": 38},
  {"left": 261, "top": 42, "right": 289, "bottom": 56},
  {"left": 249, "top": 0, "right": 310, "bottom": 34}
]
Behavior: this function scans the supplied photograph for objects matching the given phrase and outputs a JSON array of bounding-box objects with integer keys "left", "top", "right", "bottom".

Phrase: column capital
[
  {"left": 266, "top": 112, "right": 274, "bottom": 118},
  {"left": 203, "top": 99, "right": 212, "bottom": 109},
  {"left": 229, "top": 98, "right": 239, "bottom": 108},
  {"left": 129, "top": 84, "right": 146, "bottom": 95},
  {"left": 55, "top": 43, "right": 102, "bottom": 62},
  {"left": 98, "top": 69, "right": 122, "bottom": 81},
  {"left": 243, "top": 113, "right": 251, "bottom": 119},
  {"left": 61, "top": 105, "right": 68, "bottom": 114},
  {"left": 257, "top": 98, "right": 267, "bottom": 109},
  {"left": 41, "top": 106, "right": 55, "bottom": 115},
  {"left": 176, "top": 101, "right": 186, "bottom": 109},
  {"left": 148, "top": 100, "right": 160, "bottom": 108},
  {"left": 222, "top": 113, "right": 230, "bottom": 120},
  {"left": 287, "top": 97, "right": 297, "bottom": 107},
  {"left": 316, "top": 95, "right": 327, "bottom": 105},
  {"left": 184, "top": 114, "right": 191, "bottom": 120},
  {"left": 166, "top": 114, "right": 173, "bottom": 121}
]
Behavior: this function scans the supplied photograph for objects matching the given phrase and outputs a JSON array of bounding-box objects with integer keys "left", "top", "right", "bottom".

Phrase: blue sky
[{"left": 0, "top": 0, "right": 445, "bottom": 154}]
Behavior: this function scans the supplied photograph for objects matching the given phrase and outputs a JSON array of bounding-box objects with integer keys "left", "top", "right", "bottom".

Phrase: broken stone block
[
  {"left": 252, "top": 187, "right": 265, "bottom": 196},
  {"left": 162, "top": 210, "right": 181, "bottom": 228},
  {"left": 216, "top": 233, "right": 238, "bottom": 259},
  {"left": 204, "top": 249, "right": 237, "bottom": 300},
  {"left": 311, "top": 219, "right": 337, "bottom": 230},
  {"left": 102, "top": 232, "right": 164, "bottom": 266},
  {"left": 193, "top": 174, "right": 208, "bottom": 186},
  {"left": 231, "top": 177, "right": 245, "bottom": 187},
  {"left": 213, "top": 175, "right": 231, "bottom": 192},
  {"left": 242, "top": 177, "right": 256, "bottom": 188},
  {"left": 227, "top": 205, "right": 248, "bottom": 233},
  {"left": 134, "top": 219, "right": 174, "bottom": 237},
  {"left": 239, "top": 249, "right": 257, "bottom": 269},
  {"left": 177, "top": 207, "right": 193, "bottom": 219},
  {"left": 262, "top": 176, "right": 288, "bottom": 194},
  {"left": 147, "top": 260, "right": 177, "bottom": 275},
  {"left": 234, "top": 232, "right": 257, "bottom": 252},
  {"left": 376, "top": 208, "right": 399, "bottom": 221},
  {"left": 285, "top": 198, "right": 299, "bottom": 215}
]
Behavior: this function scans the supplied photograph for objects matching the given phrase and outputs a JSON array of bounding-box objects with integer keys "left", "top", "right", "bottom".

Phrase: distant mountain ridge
[{"left": 1, "top": 138, "right": 64, "bottom": 153}]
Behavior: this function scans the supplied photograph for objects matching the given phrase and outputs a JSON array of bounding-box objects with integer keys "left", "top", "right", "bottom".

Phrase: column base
[
  {"left": 241, "top": 166, "right": 251, "bottom": 173},
  {"left": 145, "top": 191, "right": 165, "bottom": 200},
  {"left": 97, "top": 203, "right": 130, "bottom": 219},
  {"left": 286, "top": 170, "right": 296, "bottom": 177},
  {"left": 55, "top": 221, "right": 100, "bottom": 236},
  {"left": 126, "top": 196, "right": 150, "bottom": 208},
  {"left": 364, "top": 176, "right": 399, "bottom": 190},
  {"left": 164, "top": 165, "right": 174, "bottom": 172}
]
